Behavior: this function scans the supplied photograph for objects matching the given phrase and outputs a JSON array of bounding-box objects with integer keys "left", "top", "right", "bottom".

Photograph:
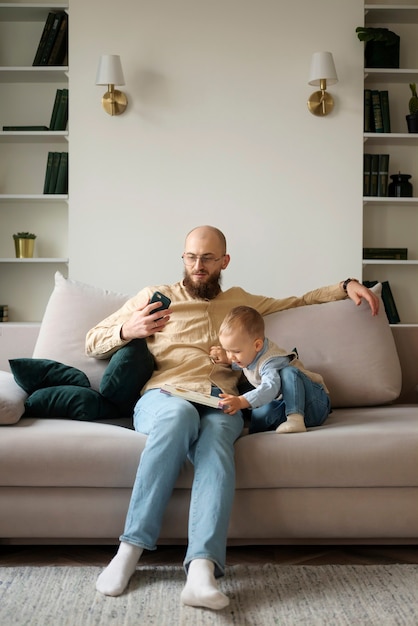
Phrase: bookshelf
[
  {"left": 0, "top": 3, "right": 69, "bottom": 323},
  {"left": 363, "top": 2, "right": 418, "bottom": 326}
]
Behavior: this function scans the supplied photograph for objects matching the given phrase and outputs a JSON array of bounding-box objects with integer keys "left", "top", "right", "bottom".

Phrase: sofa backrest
[{"left": 264, "top": 284, "right": 401, "bottom": 407}]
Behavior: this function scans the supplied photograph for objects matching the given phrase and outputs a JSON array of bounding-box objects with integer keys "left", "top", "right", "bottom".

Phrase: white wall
[{"left": 69, "top": 0, "right": 364, "bottom": 298}]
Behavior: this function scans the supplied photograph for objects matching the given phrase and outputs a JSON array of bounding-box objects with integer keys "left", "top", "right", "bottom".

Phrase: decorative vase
[
  {"left": 365, "top": 40, "right": 400, "bottom": 68},
  {"left": 388, "top": 173, "right": 413, "bottom": 198},
  {"left": 406, "top": 113, "right": 418, "bottom": 133},
  {"left": 14, "top": 238, "right": 35, "bottom": 258}
]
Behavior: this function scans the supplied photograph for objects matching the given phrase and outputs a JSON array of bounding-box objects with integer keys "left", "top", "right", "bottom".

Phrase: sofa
[{"left": 0, "top": 272, "right": 417, "bottom": 546}]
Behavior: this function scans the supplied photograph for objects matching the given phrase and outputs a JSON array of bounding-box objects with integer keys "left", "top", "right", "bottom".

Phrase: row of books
[
  {"left": 0, "top": 305, "right": 8, "bottom": 323},
  {"left": 363, "top": 281, "right": 400, "bottom": 324},
  {"left": 363, "top": 153, "right": 389, "bottom": 197},
  {"left": 2, "top": 88, "right": 68, "bottom": 133},
  {"left": 364, "top": 89, "right": 391, "bottom": 133},
  {"left": 363, "top": 248, "right": 408, "bottom": 261},
  {"left": 43, "top": 152, "right": 68, "bottom": 194},
  {"left": 33, "top": 11, "right": 68, "bottom": 66}
]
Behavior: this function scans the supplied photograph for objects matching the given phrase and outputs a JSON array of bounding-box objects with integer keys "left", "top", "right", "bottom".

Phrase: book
[
  {"left": 363, "top": 153, "right": 371, "bottom": 196},
  {"left": 43, "top": 151, "right": 54, "bottom": 194},
  {"left": 370, "top": 154, "right": 379, "bottom": 196},
  {"left": 54, "top": 151, "right": 68, "bottom": 194},
  {"left": 53, "top": 88, "right": 68, "bottom": 131},
  {"left": 377, "top": 154, "right": 390, "bottom": 197},
  {"left": 2, "top": 126, "right": 49, "bottom": 131},
  {"left": 380, "top": 90, "right": 391, "bottom": 133},
  {"left": 47, "top": 12, "right": 68, "bottom": 66},
  {"left": 0, "top": 304, "right": 9, "bottom": 323},
  {"left": 32, "top": 12, "right": 56, "bottom": 66},
  {"left": 160, "top": 384, "right": 224, "bottom": 409},
  {"left": 47, "top": 152, "right": 62, "bottom": 193},
  {"left": 364, "top": 89, "right": 373, "bottom": 132},
  {"left": 371, "top": 90, "right": 384, "bottom": 133},
  {"left": 363, "top": 280, "right": 400, "bottom": 324},
  {"left": 49, "top": 89, "right": 62, "bottom": 130},
  {"left": 363, "top": 247, "right": 408, "bottom": 260},
  {"left": 38, "top": 12, "right": 66, "bottom": 66}
]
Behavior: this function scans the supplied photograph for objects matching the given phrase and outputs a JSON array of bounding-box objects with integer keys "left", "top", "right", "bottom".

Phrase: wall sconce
[
  {"left": 96, "top": 54, "right": 128, "bottom": 116},
  {"left": 307, "top": 52, "right": 338, "bottom": 116}
]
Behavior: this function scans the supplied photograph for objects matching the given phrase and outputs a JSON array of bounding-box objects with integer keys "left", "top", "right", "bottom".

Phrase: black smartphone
[{"left": 149, "top": 291, "right": 171, "bottom": 319}]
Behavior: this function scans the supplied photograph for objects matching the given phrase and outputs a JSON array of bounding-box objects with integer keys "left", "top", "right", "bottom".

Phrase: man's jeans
[
  {"left": 120, "top": 388, "right": 244, "bottom": 577},
  {"left": 249, "top": 366, "right": 330, "bottom": 433}
]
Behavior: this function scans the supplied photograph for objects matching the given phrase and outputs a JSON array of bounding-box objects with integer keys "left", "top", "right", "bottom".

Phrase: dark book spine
[
  {"left": 54, "top": 152, "right": 68, "bottom": 194},
  {"left": 381, "top": 281, "right": 400, "bottom": 324},
  {"left": 378, "top": 154, "right": 390, "bottom": 197},
  {"left": 47, "top": 152, "right": 62, "bottom": 193},
  {"left": 43, "top": 152, "right": 54, "bottom": 194},
  {"left": 364, "top": 89, "right": 373, "bottom": 132},
  {"left": 370, "top": 154, "right": 379, "bottom": 196},
  {"left": 49, "top": 89, "right": 62, "bottom": 130},
  {"left": 53, "top": 88, "right": 68, "bottom": 131},
  {"left": 363, "top": 153, "right": 371, "bottom": 196},
  {"left": 47, "top": 13, "right": 68, "bottom": 66},
  {"left": 39, "top": 13, "right": 64, "bottom": 66},
  {"left": 2, "top": 126, "right": 49, "bottom": 131},
  {"left": 371, "top": 90, "right": 384, "bottom": 133},
  {"left": 380, "top": 90, "right": 391, "bottom": 133},
  {"left": 32, "top": 12, "right": 55, "bottom": 66}
]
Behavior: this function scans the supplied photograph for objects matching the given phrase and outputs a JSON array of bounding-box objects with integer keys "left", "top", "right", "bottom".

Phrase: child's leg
[
  {"left": 249, "top": 400, "right": 286, "bottom": 434},
  {"left": 277, "top": 367, "right": 330, "bottom": 433}
]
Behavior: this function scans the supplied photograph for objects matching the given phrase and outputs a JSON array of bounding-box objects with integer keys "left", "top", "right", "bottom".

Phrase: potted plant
[
  {"left": 13, "top": 232, "right": 36, "bottom": 258},
  {"left": 356, "top": 26, "right": 400, "bottom": 68},
  {"left": 406, "top": 83, "right": 418, "bottom": 133}
]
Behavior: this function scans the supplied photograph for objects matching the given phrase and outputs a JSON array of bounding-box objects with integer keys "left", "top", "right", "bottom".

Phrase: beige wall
[{"left": 69, "top": 0, "right": 364, "bottom": 297}]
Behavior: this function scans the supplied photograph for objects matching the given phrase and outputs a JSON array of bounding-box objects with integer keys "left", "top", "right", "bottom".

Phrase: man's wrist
[{"left": 342, "top": 277, "right": 358, "bottom": 293}]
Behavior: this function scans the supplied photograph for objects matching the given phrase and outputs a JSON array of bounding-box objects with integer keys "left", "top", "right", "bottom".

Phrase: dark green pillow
[
  {"left": 9, "top": 358, "right": 90, "bottom": 395},
  {"left": 24, "top": 386, "right": 116, "bottom": 421},
  {"left": 99, "top": 338, "right": 154, "bottom": 416}
]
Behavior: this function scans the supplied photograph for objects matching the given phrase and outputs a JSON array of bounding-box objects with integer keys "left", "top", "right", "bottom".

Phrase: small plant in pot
[
  {"left": 13, "top": 232, "right": 36, "bottom": 258},
  {"left": 356, "top": 26, "right": 400, "bottom": 68},
  {"left": 406, "top": 83, "right": 418, "bottom": 133}
]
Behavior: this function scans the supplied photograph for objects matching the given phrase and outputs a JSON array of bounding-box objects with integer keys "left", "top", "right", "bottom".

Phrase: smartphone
[{"left": 149, "top": 291, "right": 171, "bottom": 319}]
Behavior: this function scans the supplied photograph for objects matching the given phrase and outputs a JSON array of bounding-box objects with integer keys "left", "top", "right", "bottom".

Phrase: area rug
[{"left": 0, "top": 564, "right": 417, "bottom": 626}]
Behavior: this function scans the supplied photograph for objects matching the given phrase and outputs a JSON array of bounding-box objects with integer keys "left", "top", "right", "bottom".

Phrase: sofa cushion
[
  {"left": 99, "top": 339, "right": 154, "bottom": 415},
  {"left": 264, "top": 284, "right": 402, "bottom": 408},
  {"left": 24, "top": 386, "right": 116, "bottom": 421},
  {"left": 33, "top": 272, "right": 130, "bottom": 390},
  {"left": 9, "top": 358, "right": 90, "bottom": 395},
  {"left": 0, "top": 370, "right": 28, "bottom": 425}
]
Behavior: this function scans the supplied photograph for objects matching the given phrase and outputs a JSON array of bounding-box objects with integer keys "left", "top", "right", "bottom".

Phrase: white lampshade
[
  {"left": 308, "top": 52, "right": 338, "bottom": 86},
  {"left": 96, "top": 55, "right": 125, "bottom": 86}
]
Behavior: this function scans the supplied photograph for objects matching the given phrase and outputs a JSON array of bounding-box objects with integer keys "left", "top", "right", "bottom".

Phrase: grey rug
[{"left": 0, "top": 564, "right": 417, "bottom": 625}]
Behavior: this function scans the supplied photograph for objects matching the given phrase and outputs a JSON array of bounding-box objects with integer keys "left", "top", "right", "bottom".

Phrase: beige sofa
[{"left": 0, "top": 272, "right": 417, "bottom": 545}]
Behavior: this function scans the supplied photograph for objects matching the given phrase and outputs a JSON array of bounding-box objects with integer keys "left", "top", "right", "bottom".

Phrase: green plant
[
  {"left": 13, "top": 232, "right": 36, "bottom": 239},
  {"left": 356, "top": 27, "right": 399, "bottom": 46},
  {"left": 409, "top": 84, "right": 418, "bottom": 114}
]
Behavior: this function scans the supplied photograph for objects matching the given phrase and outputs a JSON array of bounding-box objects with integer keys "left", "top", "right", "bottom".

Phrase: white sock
[
  {"left": 96, "top": 541, "right": 143, "bottom": 596},
  {"left": 181, "top": 558, "right": 229, "bottom": 610},
  {"left": 276, "top": 413, "right": 307, "bottom": 434}
]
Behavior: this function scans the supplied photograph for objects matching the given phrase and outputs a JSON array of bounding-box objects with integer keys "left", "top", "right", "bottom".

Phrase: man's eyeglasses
[{"left": 182, "top": 254, "right": 224, "bottom": 267}]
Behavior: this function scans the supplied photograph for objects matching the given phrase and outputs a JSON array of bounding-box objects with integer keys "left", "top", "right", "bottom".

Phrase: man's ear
[{"left": 221, "top": 254, "right": 230, "bottom": 270}]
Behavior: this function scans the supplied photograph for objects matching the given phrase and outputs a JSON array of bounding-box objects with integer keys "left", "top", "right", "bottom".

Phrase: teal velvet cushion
[
  {"left": 24, "top": 386, "right": 116, "bottom": 421},
  {"left": 99, "top": 339, "right": 154, "bottom": 416},
  {"left": 9, "top": 358, "right": 90, "bottom": 395}
]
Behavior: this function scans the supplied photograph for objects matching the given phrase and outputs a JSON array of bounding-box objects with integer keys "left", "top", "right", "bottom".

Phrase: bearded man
[{"left": 86, "top": 225, "right": 378, "bottom": 610}]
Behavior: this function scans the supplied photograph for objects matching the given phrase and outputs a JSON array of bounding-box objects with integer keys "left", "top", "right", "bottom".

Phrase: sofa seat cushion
[{"left": 0, "top": 409, "right": 416, "bottom": 490}]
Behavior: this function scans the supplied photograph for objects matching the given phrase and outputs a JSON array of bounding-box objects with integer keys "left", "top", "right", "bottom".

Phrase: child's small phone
[{"left": 149, "top": 291, "right": 171, "bottom": 318}]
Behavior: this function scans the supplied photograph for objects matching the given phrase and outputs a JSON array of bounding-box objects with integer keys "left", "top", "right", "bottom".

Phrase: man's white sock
[
  {"left": 181, "top": 558, "right": 229, "bottom": 610},
  {"left": 96, "top": 541, "right": 143, "bottom": 596}
]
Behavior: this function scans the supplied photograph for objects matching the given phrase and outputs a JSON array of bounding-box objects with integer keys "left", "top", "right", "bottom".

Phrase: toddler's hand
[{"left": 210, "top": 345, "right": 230, "bottom": 364}]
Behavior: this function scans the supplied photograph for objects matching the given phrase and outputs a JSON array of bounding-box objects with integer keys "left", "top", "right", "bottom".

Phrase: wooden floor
[{"left": 1, "top": 544, "right": 418, "bottom": 567}]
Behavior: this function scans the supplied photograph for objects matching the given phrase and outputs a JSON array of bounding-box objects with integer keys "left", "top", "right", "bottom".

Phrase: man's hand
[
  {"left": 120, "top": 301, "right": 172, "bottom": 341},
  {"left": 345, "top": 280, "right": 379, "bottom": 316},
  {"left": 219, "top": 393, "right": 250, "bottom": 415},
  {"left": 210, "top": 345, "right": 230, "bottom": 365}
]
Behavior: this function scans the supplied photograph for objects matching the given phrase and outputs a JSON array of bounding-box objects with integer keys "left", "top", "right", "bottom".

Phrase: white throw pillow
[
  {"left": 264, "top": 284, "right": 402, "bottom": 407},
  {"left": 0, "top": 370, "right": 28, "bottom": 424},
  {"left": 33, "top": 272, "right": 130, "bottom": 390}
]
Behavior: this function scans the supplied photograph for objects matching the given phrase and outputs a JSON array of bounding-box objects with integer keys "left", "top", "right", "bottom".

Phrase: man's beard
[{"left": 183, "top": 270, "right": 222, "bottom": 300}]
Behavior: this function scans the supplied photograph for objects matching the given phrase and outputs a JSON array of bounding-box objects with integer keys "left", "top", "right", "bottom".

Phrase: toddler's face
[{"left": 219, "top": 329, "right": 262, "bottom": 369}]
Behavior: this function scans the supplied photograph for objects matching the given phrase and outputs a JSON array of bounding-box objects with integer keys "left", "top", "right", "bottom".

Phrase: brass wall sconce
[
  {"left": 307, "top": 52, "right": 338, "bottom": 116},
  {"left": 96, "top": 54, "right": 128, "bottom": 116}
]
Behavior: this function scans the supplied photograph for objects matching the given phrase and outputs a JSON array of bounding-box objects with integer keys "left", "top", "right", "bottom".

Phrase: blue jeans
[
  {"left": 120, "top": 388, "right": 244, "bottom": 577},
  {"left": 249, "top": 366, "right": 330, "bottom": 434}
]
